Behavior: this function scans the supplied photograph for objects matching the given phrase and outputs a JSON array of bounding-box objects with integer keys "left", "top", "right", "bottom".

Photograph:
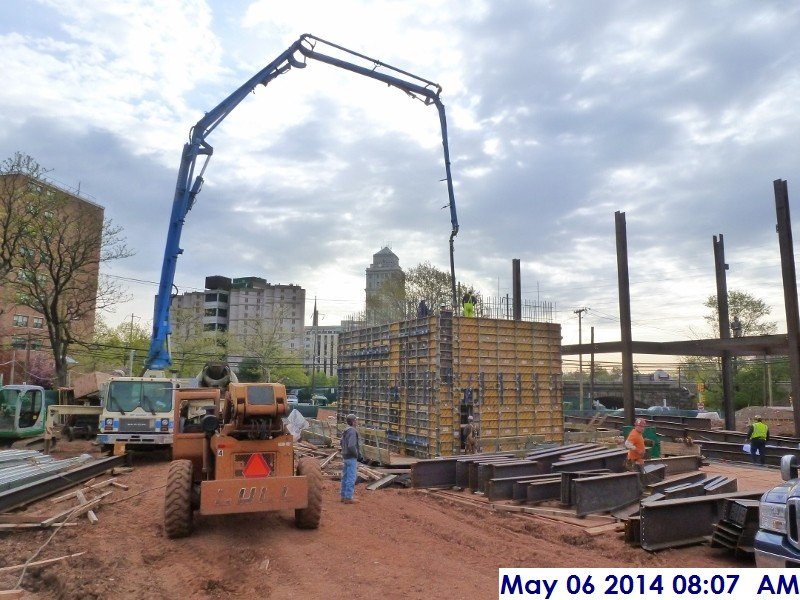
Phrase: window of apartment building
[
  {"left": 30, "top": 339, "right": 42, "bottom": 350},
  {"left": 205, "top": 308, "right": 216, "bottom": 317},
  {"left": 11, "top": 336, "right": 26, "bottom": 349},
  {"left": 32, "top": 317, "right": 43, "bottom": 329},
  {"left": 13, "top": 315, "right": 28, "bottom": 327},
  {"left": 219, "top": 293, "right": 228, "bottom": 303},
  {"left": 217, "top": 308, "right": 227, "bottom": 317},
  {"left": 205, "top": 293, "right": 217, "bottom": 302}
]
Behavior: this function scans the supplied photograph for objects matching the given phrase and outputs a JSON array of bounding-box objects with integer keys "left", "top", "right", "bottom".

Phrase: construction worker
[
  {"left": 624, "top": 417, "right": 647, "bottom": 472},
  {"left": 340, "top": 414, "right": 362, "bottom": 503},
  {"left": 463, "top": 415, "right": 479, "bottom": 454},
  {"left": 746, "top": 415, "right": 769, "bottom": 466},
  {"left": 462, "top": 290, "right": 477, "bottom": 317}
]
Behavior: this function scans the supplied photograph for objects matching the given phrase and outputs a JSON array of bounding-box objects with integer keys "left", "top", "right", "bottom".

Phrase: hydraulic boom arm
[{"left": 145, "top": 34, "right": 459, "bottom": 372}]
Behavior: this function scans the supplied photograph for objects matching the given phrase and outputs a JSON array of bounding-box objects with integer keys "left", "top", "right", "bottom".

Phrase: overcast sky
[{"left": 3, "top": 1, "right": 800, "bottom": 364}]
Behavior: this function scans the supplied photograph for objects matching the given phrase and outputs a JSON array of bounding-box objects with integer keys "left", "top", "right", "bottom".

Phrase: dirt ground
[{"left": 0, "top": 441, "right": 771, "bottom": 600}]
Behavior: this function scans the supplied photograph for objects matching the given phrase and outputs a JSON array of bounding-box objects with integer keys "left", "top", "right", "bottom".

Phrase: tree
[
  {"left": 4, "top": 155, "right": 134, "bottom": 385},
  {"left": 72, "top": 316, "right": 151, "bottom": 375},
  {"left": 236, "top": 357, "right": 264, "bottom": 382},
  {"left": 365, "top": 276, "right": 407, "bottom": 324},
  {"left": 0, "top": 153, "right": 43, "bottom": 287},
  {"left": 406, "top": 261, "right": 454, "bottom": 312},
  {"left": 233, "top": 308, "right": 298, "bottom": 381},
  {"left": 703, "top": 290, "right": 777, "bottom": 337}
]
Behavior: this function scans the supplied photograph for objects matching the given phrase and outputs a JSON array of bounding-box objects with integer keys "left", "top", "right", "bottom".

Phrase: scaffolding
[{"left": 337, "top": 310, "right": 563, "bottom": 458}]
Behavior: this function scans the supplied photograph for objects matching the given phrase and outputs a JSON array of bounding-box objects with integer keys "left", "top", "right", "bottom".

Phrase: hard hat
[
  {"left": 468, "top": 415, "right": 474, "bottom": 421},
  {"left": 754, "top": 415, "right": 762, "bottom": 421},
  {"left": 635, "top": 418, "right": 647, "bottom": 427}
]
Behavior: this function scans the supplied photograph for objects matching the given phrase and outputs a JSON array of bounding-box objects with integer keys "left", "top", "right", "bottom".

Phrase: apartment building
[
  {"left": 0, "top": 174, "right": 103, "bottom": 384},
  {"left": 169, "top": 275, "right": 306, "bottom": 365}
]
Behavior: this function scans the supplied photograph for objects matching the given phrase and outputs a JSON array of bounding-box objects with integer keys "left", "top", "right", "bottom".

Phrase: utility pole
[
  {"left": 574, "top": 307, "right": 589, "bottom": 410},
  {"left": 127, "top": 314, "right": 140, "bottom": 376},
  {"left": 310, "top": 298, "right": 318, "bottom": 398}
]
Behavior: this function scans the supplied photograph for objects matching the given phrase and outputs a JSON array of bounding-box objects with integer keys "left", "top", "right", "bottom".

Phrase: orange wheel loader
[{"left": 163, "top": 382, "right": 322, "bottom": 538}]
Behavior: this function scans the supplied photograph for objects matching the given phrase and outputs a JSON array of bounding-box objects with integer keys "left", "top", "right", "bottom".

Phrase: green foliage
[
  {"left": 236, "top": 357, "right": 264, "bottom": 382},
  {"left": 703, "top": 290, "right": 777, "bottom": 337},
  {"left": 72, "top": 316, "right": 151, "bottom": 374}
]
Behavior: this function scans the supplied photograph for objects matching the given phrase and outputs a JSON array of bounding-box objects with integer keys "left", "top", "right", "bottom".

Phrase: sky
[{"left": 3, "top": 0, "right": 800, "bottom": 366}]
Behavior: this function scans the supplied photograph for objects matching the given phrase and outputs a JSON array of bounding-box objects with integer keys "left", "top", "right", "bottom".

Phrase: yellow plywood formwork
[{"left": 337, "top": 310, "right": 562, "bottom": 458}]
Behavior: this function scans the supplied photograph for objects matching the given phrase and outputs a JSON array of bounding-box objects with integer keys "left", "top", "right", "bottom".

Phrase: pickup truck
[{"left": 755, "top": 454, "right": 800, "bottom": 567}]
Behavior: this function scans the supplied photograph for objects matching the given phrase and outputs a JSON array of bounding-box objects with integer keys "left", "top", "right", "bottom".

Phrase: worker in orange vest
[{"left": 624, "top": 417, "right": 647, "bottom": 471}]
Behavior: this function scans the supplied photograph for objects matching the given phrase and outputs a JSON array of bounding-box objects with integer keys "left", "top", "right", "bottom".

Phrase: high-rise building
[
  {"left": 0, "top": 174, "right": 103, "bottom": 385},
  {"left": 168, "top": 275, "right": 306, "bottom": 366},
  {"left": 365, "top": 246, "right": 405, "bottom": 323},
  {"left": 303, "top": 325, "right": 340, "bottom": 378}
]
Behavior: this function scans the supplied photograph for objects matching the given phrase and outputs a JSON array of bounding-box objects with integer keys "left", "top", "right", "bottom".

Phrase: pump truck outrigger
[{"left": 151, "top": 35, "right": 460, "bottom": 534}]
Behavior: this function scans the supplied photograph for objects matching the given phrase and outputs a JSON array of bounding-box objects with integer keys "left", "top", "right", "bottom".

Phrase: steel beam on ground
[
  {"left": 524, "top": 444, "right": 599, "bottom": 473},
  {"left": 455, "top": 454, "right": 515, "bottom": 488},
  {"left": 411, "top": 453, "right": 513, "bottom": 488},
  {"left": 560, "top": 470, "right": 612, "bottom": 505},
  {"left": 699, "top": 441, "right": 800, "bottom": 466},
  {"left": 526, "top": 478, "right": 563, "bottom": 503},
  {"left": 487, "top": 473, "right": 559, "bottom": 502},
  {"left": 687, "top": 428, "right": 800, "bottom": 448},
  {"left": 662, "top": 481, "right": 707, "bottom": 500},
  {"left": 469, "top": 457, "right": 521, "bottom": 491},
  {"left": 639, "top": 490, "right": 764, "bottom": 551},
  {"left": 481, "top": 461, "right": 540, "bottom": 493},
  {"left": 647, "top": 472, "right": 706, "bottom": 495},
  {"left": 641, "top": 464, "right": 666, "bottom": 486},
  {"left": 573, "top": 472, "right": 641, "bottom": 517},
  {"left": 704, "top": 477, "right": 737, "bottom": 494},
  {"left": 645, "top": 455, "right": 702, "bottom": 475},
  {"left": 0, "top": 455, "right": 126, "bottom": 512},
  {"left": 552, "top": 449, "right": 628, "bottom": 473}
]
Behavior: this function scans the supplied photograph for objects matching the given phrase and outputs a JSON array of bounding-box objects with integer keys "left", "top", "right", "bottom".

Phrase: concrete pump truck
[{"left": 149, "top": 34, "right": 460, "bottom": 536}]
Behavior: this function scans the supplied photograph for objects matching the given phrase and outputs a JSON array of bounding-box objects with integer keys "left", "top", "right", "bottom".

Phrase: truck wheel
[
  {"left": 295, "top": 457, "right": 322, "bottom": 529},
  {"left": 164, "top": 459, "right": 194, "bottom": 538}
]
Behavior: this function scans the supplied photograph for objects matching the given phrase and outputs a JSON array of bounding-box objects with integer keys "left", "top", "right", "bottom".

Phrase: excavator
[{"left": 153, "top": 34, "right": 461, "bottom": 536}]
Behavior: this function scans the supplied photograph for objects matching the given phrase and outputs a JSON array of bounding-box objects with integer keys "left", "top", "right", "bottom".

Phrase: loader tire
[
  {"left": 295, "top": 457, "right": 322, "bottom": 529},
  {"left": 164, "top": 459, "right": 193, "bottom": 538}
]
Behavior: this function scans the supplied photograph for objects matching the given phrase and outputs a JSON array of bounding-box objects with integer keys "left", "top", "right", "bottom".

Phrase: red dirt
[{"left": 0, "top": 442, "right": 760, "bottom": 599}]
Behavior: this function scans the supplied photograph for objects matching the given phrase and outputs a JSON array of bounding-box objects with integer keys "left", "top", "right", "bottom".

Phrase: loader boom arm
[{"left": 145, "top": 34, "right": 459, "bottom": 372}]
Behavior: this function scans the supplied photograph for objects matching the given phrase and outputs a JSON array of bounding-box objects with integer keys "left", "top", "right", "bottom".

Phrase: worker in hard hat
[
  {"left": 746, "top": 415, "right": 770, "bottom": 466},
  {"left": 624, "top": 417, "right": 647, "bottom": 472},
  {"left": 463, "top": 415, "right": 479, "bottom": 454}
]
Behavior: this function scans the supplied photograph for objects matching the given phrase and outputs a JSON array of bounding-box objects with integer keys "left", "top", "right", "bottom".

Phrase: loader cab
[{"left": 0, "top": 385, "right": 48, "bottom": 439}]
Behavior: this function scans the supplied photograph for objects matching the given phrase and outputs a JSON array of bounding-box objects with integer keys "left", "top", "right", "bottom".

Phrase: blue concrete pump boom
[{"left": 144, "top": 34, "right": 460, "bottom": 372}]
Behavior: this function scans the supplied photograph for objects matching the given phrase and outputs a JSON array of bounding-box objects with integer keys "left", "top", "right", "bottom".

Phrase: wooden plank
[
  {"left": 0, "top": 551, "right": 86, "bottom": 573},
  {"left": 50, "top": 478, "right": 118, "bottom": 504},
  {"left": 586, "top": 522, "right": 625, "bottom": 536},
  {"left": 41, "top": 491, "right": 111, "bottom": 526},
  {"left": 0, "top": 522, "right": 77, "bottom": 530},
  {"left": 367, "top": 474, "right": 398, "bottom": 490},
  {"left": 319, "top": 452, "right": 339, "bottom": 469}
]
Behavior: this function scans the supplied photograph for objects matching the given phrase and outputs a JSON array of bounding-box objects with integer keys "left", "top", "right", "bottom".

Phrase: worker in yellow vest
[{"left": 746, "top": 415, "right": 769, "bottom": 466}]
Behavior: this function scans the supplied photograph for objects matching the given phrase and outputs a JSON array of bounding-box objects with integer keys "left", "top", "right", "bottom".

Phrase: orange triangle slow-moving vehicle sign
[{"left": 243, "top": 453, "right": 271, "bottom": 478}]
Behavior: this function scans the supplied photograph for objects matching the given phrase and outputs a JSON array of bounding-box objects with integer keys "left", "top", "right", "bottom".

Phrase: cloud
[{"left": 3, "top": 0, "right": 800, "bottom": 351}]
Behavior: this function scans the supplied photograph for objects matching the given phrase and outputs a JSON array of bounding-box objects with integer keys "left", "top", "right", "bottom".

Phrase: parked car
[{"left": 286, "top": 394, "right": 299, "bottom": 406}]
